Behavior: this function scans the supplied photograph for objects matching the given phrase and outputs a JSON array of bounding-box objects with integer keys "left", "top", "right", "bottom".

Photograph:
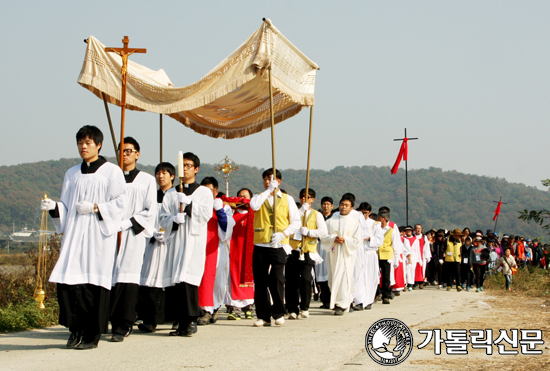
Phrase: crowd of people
[{"left": 39, "top": 125, "right": 550, "bottom": 350}]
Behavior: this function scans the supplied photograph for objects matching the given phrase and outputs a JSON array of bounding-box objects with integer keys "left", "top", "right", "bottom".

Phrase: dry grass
[
  {"left": 0, "top": 253, "right": 32, "bottom": 266},
  {"left": 0, "top": 235, "right": 61, "bottom": 332}
]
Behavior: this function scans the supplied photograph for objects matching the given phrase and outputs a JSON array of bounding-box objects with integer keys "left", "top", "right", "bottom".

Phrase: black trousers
[
  {"left": 444, "top": 262, "right": 461, "bottom": 288},
  {"left": 252, "top": 245, "right": 287, "bottom": 322},
  {"left": 57, "top": 283, "right": 110, "bottom": 345},
  {"left": 285, "top": 250, "right": 315, "bottom": 314},
  {"left": 173, "top": 281, "right": 200, "bottom": 327},
  {"left": 138, "top": 286, "right": 165, "bottom": 325},
  {"left": 318, "top": 281, "right": 331, "bottom": 307},
  {"left": 473, "top": 264, "right": 487, "bottom": 288},
  {"left": 379, "top": 259, "right": 391, "bottom": 299},
  {"left": 110, "top": 282, "right": 139, "bottom": 335}
]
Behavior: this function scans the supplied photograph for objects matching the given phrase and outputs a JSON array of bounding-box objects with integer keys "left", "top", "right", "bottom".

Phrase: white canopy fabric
[{"left": 78, "top": 19, "right": 319, "bottom": 139}]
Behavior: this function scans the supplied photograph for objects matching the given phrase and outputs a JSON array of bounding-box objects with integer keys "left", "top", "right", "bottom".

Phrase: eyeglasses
[
  {"left": 118, "top": 149, "right": 138, "bottom": 156},
  {"left": 183, "top": 163, "right": 195, "bottom": 169}
]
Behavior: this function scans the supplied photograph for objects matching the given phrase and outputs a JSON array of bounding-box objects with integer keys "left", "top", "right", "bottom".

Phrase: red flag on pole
[
  {"left": 391, "top": 137, "right": 408, "bottom": 174},
  {"left": 493, "top": 201, "right": 502, "bottom": 221}
]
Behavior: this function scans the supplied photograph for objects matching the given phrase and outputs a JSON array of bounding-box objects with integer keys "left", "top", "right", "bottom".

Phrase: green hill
[{"left": 1, "top": 158, "right": 548, "bottom": 241}]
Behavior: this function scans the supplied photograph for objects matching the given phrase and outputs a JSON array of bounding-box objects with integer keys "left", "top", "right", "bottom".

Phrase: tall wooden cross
[
  {"left": 104, "top": 36, "right": 146, "bottom": 169},
  {"left": 492, "top": 196, "right": 508, "bottom": 233},
  {"left": 393, "top": 128, "right": 419, "bottom": 225}
]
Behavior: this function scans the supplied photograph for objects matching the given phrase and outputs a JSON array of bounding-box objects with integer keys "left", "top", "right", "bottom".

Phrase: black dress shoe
[
  {"left": 111, "top": 333, "right": 124, "bottom": 342},
  {"left": 353, "top": 304, "right": 364, "bottom": 311},
  {"left": 169, "top": 322, "right": 197, "bottom": 337},
  {"left": 66, "top": 331, "right": 82, "bottom": 349},
  {"left": 394, "top": 291, "right": 401, "bottom": 297},
  {"left": 123, "top": 326, "right": 133, "bottom": 337},
  {"left": 382, "top": 298, "right": 390, "bottom": 305},
  {"left": 75, "top": 341, "right": 98, "bottom": 350},
  {"left": 365, "top": 304, "right": 372, "bottom": 310},
  {"left": 334, "top": 307, "right": 344, "bottom": 316},
  {"left": 138, "top": 323, "right": 157, "bottom": 333}
]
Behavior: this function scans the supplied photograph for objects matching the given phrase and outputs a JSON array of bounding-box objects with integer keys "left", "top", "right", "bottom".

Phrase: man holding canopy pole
[{"left": 249, "top": 169, "right": 300, "bottom": 327}]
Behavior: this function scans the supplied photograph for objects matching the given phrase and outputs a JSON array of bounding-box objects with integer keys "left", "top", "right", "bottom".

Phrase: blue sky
[{"left": 1, "top": 1, "right": 549, "bottom": 189}]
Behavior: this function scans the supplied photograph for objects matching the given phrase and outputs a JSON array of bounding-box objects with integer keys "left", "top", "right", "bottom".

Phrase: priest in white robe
[
  {"left": 42, "top": 126, "right": 126, "bottom": 350},
  {"left": 109, "top": 138, "right": 157, "bottom": 342},
  {"left": 320, "top": 194, "right": 362, "bottom": 315},
  {"left": 159, "top": 152, "right": 213, "bottom": 337}
]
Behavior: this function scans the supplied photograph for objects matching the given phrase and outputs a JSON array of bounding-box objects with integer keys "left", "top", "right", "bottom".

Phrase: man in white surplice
[
  {"left": 109, "top": 137, "right": 157, "bottom": 342},
  {"left": 320, "top": 194, "right": 362, "bottom": 315},
  {"left": 41, "top": 125, "right": 126, "bottom": 350},
  {"left": 159, "top": 152, "right": 213, "bottom": 337}
]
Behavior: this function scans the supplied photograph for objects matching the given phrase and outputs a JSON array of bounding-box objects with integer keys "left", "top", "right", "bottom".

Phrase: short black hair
[
  {"left": 299, "top": 188, "right": 316, "bottom": 199},
  {"left": 262, "top": 168, "right": 282, "bottom": 180},
  {"left": 370, "top": 213, "right": 378, "bottom": 220},
  {"left": 184, "top": 152, "right": 200, "bottom": 168},
  {"left": 120, "top": 136, "right": 140, "bottom": 152},
  {"left": 379, "top": 206, "right": 390, "bottom": 213},
  {"left": 155, "top": 162, "right": 176, "bottom": 177},
  {"left": 200, "top": 176, "right": 218, "bottom": 189},
  {"left": 321, "top": 196, "right": 333, "bottom": 205},
  {"left": 237, "top": 188, "right": 253, "bottom": 198},
  {"left": 339, "top": 194, "right": 355, "bottom": 207},
  {"left": 342, "top": 192, "right": 356, "bottom": 203},
  {"left": 356, "top": 202, "right": 372, "bottom": 212},
  {"left": 76, "top": 125, "right": 103, "bottom": 152}
]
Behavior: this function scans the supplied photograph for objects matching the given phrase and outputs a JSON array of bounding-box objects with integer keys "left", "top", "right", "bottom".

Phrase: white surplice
[
  {"left": 159, "top": 186, "right": 213, "bottom": 287},
  {"left": 320, "top": 213, "right": 362, "bottom": 311},
  {"left": 140, "top": 200, "right": 169, "bottom": 288},
  {"left": 49, "top": 162, "right": 126, "bottom": 290},
  {"left": 112, "top": 171, "right": 157, "bottom": 285}
]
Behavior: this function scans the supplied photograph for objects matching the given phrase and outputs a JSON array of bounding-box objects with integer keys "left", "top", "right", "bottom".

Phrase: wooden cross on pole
[
  {"left": 492, "top": 196, "right": 508, "bottom": 233},
  {"left": 393, "top": 128, "right": 418, "bottom": 226},
  {"left": 104, "top": 36, "right": 146, "bottom": 170}
]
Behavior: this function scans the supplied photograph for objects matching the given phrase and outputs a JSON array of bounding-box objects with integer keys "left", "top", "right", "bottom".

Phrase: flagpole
[{"left": 405, "top": 128, "right": 409, "bottom": 226}]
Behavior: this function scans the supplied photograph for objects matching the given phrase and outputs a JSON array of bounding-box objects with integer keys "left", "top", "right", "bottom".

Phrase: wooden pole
[
  {"left": 301, "top": 106, "right": 314, "bottom": 250},
  {"left": 268, "top": 66, "right": 277, "bottom": 233},
  {"left": 160, "top": 114, "right": 163, "bottom": 162},
  {"left": 101, "top": 93, "right": 119, "bottom": 163},
  {"left": 104, "top": 36, "right": 146, "bottom": 169}
]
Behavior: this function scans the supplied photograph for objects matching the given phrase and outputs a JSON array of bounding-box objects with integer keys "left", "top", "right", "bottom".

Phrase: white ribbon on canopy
[{"left": 78, "top": 19, "right": 319, "bottom": 139}]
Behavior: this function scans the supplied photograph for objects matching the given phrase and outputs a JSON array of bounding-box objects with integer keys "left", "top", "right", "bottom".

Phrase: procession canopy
[{"left": 78, "top": 19, "right": 319, "bottom": 139}]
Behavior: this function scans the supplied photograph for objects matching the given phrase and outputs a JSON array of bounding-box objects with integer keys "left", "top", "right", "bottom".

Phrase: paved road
[{"left": 0, "top": 286, "right": 491, "bottom": 371}]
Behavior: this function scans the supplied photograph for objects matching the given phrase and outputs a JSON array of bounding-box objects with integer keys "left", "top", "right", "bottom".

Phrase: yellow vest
[
  {"left": 378, "top": 224, "right": 394, "bottom": 260},
  {"left": 289, "top": 210, "right": 319, "bottom": 254},
  {"left": 445, "top": 240, "right": 462, "bottom": 262},
  {"left": 253, "top": 193, "right": 290, "bottom": 245}
]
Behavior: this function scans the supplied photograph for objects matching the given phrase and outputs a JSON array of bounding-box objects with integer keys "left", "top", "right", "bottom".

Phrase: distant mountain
[{"left": 1, "top": 158, "right": 549, "bottom": 240}]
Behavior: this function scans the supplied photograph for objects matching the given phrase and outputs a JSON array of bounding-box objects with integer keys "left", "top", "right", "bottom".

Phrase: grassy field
[{"left": 485, "top": 265, "right": 550, "bottom": 297}]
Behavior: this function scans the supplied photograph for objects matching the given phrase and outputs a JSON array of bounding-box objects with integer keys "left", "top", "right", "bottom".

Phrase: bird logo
[{"left": 365, "top": 318, "right": 413, "bottom": 366}]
